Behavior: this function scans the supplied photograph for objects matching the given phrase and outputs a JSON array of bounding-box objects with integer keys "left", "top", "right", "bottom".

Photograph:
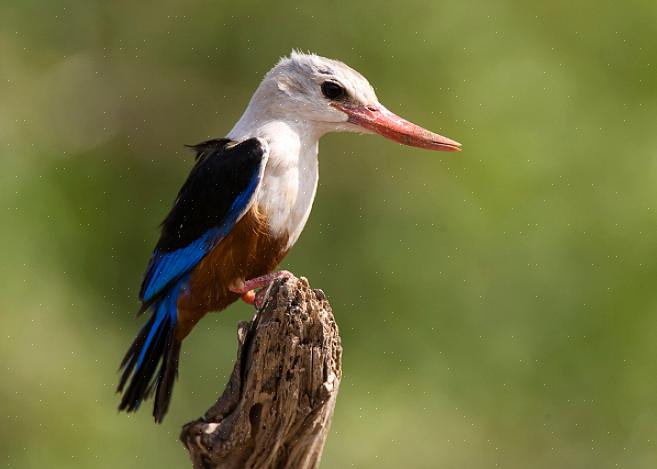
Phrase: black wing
[{"left": 139, "top": 138, "right": 267, "bottom": 304}]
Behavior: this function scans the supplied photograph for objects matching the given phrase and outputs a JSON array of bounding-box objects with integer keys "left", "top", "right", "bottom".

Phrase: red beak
[{"left": 334, "top": 103, "right": 461, "bottom": 152}]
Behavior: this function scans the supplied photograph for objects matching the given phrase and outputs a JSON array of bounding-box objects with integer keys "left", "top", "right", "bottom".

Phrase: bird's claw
[
  {"left": 235, "top": 271, "right": 295, "bottom": 308},
  {"left": 241, "top": 290, "right": 256, "bottom": 305}
]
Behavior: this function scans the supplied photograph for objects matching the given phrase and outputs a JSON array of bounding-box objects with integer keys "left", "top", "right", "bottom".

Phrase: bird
[{"left": 117, "top": 51, "right": 461, "bottom": 422}]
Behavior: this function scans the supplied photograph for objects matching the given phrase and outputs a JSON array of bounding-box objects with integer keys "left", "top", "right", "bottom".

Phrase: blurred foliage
[{"left": 2, "top": 0, "right": 657, "bottom": 467}]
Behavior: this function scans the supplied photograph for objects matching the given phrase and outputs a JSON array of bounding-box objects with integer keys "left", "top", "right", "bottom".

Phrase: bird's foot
[
  {"left": 240, "top": 290, "right": 256, "bottom": 305},
  {"left": 239, "top": 289, "right": 273, "bottom": 309},
  {"left": 231, "top": 270, "right": 294, "bottom": 309}
]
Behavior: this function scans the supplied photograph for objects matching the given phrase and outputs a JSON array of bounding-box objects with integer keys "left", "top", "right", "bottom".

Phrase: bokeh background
[{"left": 2, "top": 0, "right": 657, "bottom": 467}]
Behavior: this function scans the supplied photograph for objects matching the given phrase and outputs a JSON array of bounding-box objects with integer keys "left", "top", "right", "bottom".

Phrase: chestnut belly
[{"left": 176, "top": 207, "right": 288, "bottom": 338}]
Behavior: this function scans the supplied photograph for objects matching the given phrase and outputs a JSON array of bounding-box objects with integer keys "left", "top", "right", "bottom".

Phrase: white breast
[{"left": 229, "top": 119, "right": 320, "bottom": 250}]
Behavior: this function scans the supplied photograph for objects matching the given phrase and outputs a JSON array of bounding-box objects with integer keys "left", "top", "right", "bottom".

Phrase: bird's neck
[
  {"left": 228, "top": 104, "right": 322, "bottom": 144},
  {"left": 227, "top": 107, "right": 321, "bottom": 250},
  {"left": 227, "top": 104, "right": 323, "bottom": 169}
]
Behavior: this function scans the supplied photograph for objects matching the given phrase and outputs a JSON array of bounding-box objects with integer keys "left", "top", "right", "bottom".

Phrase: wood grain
[{"left": 180, "top": 276, "right": 342, "bottom": 469}]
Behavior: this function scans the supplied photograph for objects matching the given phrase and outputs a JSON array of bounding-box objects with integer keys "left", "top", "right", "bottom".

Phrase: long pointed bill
[{"left": 334, "top": 103, "right": 461, "bottom": 152}]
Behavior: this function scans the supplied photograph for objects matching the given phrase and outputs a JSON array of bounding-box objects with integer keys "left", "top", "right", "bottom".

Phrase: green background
[{"left": 2, "top": 0, "right": 657, "bottom": 467}]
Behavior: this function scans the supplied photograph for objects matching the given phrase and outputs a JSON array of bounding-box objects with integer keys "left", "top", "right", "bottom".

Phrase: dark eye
[{"left": 321, "top": 81, "right": 345, "bottom": 100}]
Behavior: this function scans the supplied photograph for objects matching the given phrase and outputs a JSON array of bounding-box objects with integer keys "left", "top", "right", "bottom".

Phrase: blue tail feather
[{"left": 118, "top": 277, "right": 186, "bottom": 422}]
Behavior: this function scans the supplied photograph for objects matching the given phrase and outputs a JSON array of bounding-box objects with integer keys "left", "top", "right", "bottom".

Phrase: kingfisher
[{"left": 117, "top": 51, "right": 461, "bottom": 422}]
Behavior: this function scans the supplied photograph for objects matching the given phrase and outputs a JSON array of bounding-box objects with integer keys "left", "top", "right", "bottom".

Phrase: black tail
[{"left": 117, "top": 285, "right": 181, "bottom": 423}]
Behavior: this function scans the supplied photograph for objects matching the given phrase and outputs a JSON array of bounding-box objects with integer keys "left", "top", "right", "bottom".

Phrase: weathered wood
[{"left": 180, "top": 277, "right": 342, "bottom": 469}]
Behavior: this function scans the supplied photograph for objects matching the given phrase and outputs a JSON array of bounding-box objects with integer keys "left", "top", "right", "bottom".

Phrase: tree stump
[{"left": 180, "top": 276, "right": 342, "bottom": 469}]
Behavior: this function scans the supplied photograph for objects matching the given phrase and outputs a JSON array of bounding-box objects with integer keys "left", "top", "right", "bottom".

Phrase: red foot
[
  {"left": 231, "top": 271, "right": 294, "bottom": 309},
  {"left": 241, "top": 290, "right": 256, "bottom": 305}
]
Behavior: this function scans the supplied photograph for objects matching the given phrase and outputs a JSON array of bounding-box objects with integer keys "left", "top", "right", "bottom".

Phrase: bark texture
[{"left": 180, "top": 277, "right": 342, "bottom": 469}]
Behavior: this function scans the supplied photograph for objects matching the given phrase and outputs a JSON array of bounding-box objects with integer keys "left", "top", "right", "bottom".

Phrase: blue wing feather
[{"left": 140, "top": 230, "right": 219, "bottom": 303}]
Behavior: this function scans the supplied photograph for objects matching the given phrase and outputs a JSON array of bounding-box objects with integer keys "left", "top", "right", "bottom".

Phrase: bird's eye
[{"left": 321, "top": 81, "right": 346, "bottom": 100}]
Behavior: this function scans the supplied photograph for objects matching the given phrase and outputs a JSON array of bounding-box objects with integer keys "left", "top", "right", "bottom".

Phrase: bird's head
[{"left": 251, "top": 50, "right": 461, "bottom": 152}]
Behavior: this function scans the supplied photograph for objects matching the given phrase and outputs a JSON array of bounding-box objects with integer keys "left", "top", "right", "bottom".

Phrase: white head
[{"left": 233, "top": 51, "right": 461, "bottom": 151}]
